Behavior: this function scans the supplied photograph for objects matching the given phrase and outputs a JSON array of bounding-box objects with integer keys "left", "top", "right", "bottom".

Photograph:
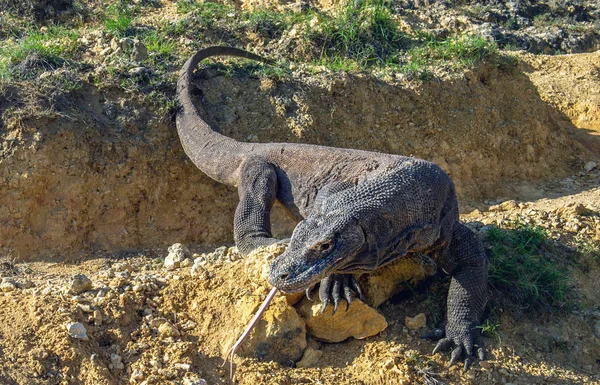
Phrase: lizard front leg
[
  {"left": 234, "top": 156, "right": 284, "bottom": 255},
  {"left": 425, "top": 222, "right": 488, "bottom": 371}
]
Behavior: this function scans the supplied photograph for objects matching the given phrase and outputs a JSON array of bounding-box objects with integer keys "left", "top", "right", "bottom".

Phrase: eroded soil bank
[{"left": 2, "top": 52, "right": 599, "bottom": 260}]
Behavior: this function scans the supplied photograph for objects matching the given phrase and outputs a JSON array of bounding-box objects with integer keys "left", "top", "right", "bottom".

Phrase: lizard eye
[{"left": 319, "top": 242, "right": 332, "bottom": 252}]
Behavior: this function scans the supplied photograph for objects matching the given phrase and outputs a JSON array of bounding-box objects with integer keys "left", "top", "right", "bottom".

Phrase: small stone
[
  {"left": 130, "top": 368, "right": 144, "bottom": 381},
  {"left": 165, "top": 243, "right": 191, "bottom": 270},
  {"left": 296, "top": 347, "right": 323, "bottom": 368},
  {"left": 94, "top": 309, "right": 103, "bottom": 326},
  {"left": 180, "top": 320, "right": 197, "bottom": 331},
  {"left": 129, "top": 67, "right": 147, "bottom": 76},
  {"left": 479, "top": 361, "right": 491, "bottom": 369},
  {"left": 69, "top": 274, "right": 93, "bottom": 294},
  {"left": 298, "top": 299, "right": 387, "bottom": 342},
  {"left": 119, "top": 37, "right": 134, "bottom": 51},
  {"left": 584, "top": 161, "right": 597, "bottom": 172},
  {"left": 99, "top": 47, "right": 112, "bottom": 56},
  {"left": 132, "top": 41, "right": 148, "bottom": 61},
  {"left": 0, "top": 278, "right": 17, "bottom": 292},
  {"left": 181, "top": 258, "right": 193, "bottom": 268},
  {"left": 158, "top": 322, "right": 180, "bottom": 338},
  {"left": 404, "top": 313, "right": 426, "bottom": 330},
  {"left": 110, "top": 353, "right": 124, "bottom": 371},
  {"left": 190, "top": 263, "right": 209, "bottom": 279},
  {"left": 66, "top": 322, "right": 89, "bottom": 340}
]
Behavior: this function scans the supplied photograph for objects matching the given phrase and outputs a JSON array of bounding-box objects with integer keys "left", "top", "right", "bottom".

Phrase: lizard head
[{"left": 268, "top": 209, "right": 366, "bottom": 293}]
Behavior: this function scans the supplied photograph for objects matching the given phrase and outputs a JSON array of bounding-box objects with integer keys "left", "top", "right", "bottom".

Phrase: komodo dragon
[{"left": 176, "top": 46, "right": 488, "bottom": 370}]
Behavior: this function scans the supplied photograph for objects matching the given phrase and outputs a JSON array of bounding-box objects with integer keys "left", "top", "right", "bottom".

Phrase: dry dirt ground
[
  {"left": 1, "top": 51, "right": 599, "bottom": 385},
  {"left": 1, "top": 1, "right": 600, "bottom": 384}
]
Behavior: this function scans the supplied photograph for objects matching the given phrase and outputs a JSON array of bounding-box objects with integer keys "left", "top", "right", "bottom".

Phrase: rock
[
  {"left": 69, "top": 274, "right": 93, "bottom": 294},
  {"left": 158, "top": 322, "right": 180, "bottom": 338},
  {"left": 584, "top": 161, "right": 597, "bottom": 172},
  {"left": 0, "top": 278, "right": 17, "bottom": 292},
  {"left": 66, "top": 322, "right": 89, "bottom": 340},
  {"left": 110, "top": 353, "right": 124, "bottom": 371},
  {"left": 489, "top": 200, "right": 519, "bottom": 212},
  {"left": 99, "top": 47, "right": 112, "bottom": 57},
  {"left": 233, "top": 295, "right": 306, "bottom": 364},
  {"left": 132, "top": 41, "right": 148, "bottom": 61},
  {"left": 296, "top": 347, "right": 323, "bottom": 368},
  {"left": 297, "top": 298, "right": 387, "bottom": 343},
  {"left": 361, "top": 254, "right": 437, "bottom": 308},
  {"left": 557, "top": 203, "right": 596, "bottom": 217},
  {"left": 404, "top": 313, "right": 426, "bottom": 330},
  {"left": 94, "top": 309, "right": 103, "bottom": 326},
  {"left": 180, "top": 320, "right": 197, "bottom": 331},
  {"left": 119, "top": 37, "right": 134, "bottom": 51},
  {"left": 164, "top": 243, "right": 191, "bottom": 270},
  {"left": 130, "top": 368, "right": 144, "bottom": 382},
  {"left": 129, "top": 67, "right": 147, "bottom": 76},
  {"left": 190, "top": 263, "right": 209, "bottom": 279},
  {"left": 479, "top": 361, "right": 491, "bottom": 369}
]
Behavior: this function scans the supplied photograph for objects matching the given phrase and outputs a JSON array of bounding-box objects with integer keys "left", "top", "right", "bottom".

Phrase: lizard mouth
[{"left": 268, "top": 254, "right": 347, "bottom": 293}]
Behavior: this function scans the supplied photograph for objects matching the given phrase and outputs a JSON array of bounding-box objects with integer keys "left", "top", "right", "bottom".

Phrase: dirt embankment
[{"left": 2, "top": 52, "right": 599, "bottom": 260}]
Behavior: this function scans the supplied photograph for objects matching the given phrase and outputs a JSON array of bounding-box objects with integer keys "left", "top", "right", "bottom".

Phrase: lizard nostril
[{"left": 279, "top": 273, "right": 289, "bottom": 281}]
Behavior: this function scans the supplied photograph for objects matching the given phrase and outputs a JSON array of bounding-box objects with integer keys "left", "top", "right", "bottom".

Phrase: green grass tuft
[
  {"left": 0, "top": 25, "right": 80, "bottom": 81},
  {"left": 309, "top": 0, "right": 407, "bottom": 67},
  {"left": 485, "top": 222, "right": 571, "bottom": 311},
  {"left": 104, "top": 4, "right": 134, "bottom": 37}
]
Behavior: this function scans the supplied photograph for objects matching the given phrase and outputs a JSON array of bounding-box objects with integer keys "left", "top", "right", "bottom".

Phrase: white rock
[
  {"left": 66, "top": 322, "right": 89, "bottom": 340},
  {"left": 164, "top": 243, "right": 191, "bottom": 270},
  {"left": 584, "top": 161, "right": 597, "bottom": 172},
  {"left": 0, "top": 278, "right": 17, "bottom": 292},
  {"left": 130, "top": 368, "right": 144, "bottom": 382},
  {"left": 110, "top": 353, "right": 125, "bottom": 371}
]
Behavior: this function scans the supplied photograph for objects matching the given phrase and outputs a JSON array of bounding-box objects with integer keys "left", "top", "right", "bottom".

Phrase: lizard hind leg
[{"left": 234, "top": 156, "right": 285, "bottom": 255}]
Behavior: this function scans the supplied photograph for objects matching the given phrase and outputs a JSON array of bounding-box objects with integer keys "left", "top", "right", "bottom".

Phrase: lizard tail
[{"left": 176, "top": 47, "right": 272, "bottom": 186}]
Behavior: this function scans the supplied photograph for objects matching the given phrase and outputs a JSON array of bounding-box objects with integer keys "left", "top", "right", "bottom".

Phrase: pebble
[
  {"left": 479, "top": 361, "right": 491, "bottom": 369},
  {"left": 165, "top": 243, "right": 191, "bottom": 270},
  {"left": 584, "top": 161, "right": 597, "bottom": 172},
  {"left": 0, "top": 278, "right": 17, "bottom": 292},
  {"left": 66, "top": 322, "right": 89, "bottom": 340},
  {"left": 190, "top": 263, "right": 209, "bottom": 279},
  {"left": 129, "top": 67, "right": 147, "bottom": 76},
  {"left": 69, "top": 274, "right": 93, "bottom": 294},
  {"left": 130, "top": 368, "right": 144, "bottom": 382},
  {"left": 94, "top": 309, "right": 103, "bottom": 326},
  {"left": 404, "top": 313, "right": 426, "bottom": 330},
  {"left": 158, "top": 322, "right": 180, "bottom": 338},
  {"left": 132, "top": 41, "right": 148, "bottom": 61},
  {"left": 110, "top": 353, "right": 125, "bottom": 371}
]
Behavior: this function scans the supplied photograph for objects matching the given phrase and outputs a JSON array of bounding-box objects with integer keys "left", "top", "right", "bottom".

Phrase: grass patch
[
  {"left": 103, "top": 3, "right": 135, "bottom": 37},
  {"left": 309, "top": 0, "right": 407, "bottom": 67},
  {"left": 485, "top": 222, "right": 571, "bottom": 312},
  {"left": 573, "top": 234, "right": 600, "bottom": 268},
  {"left": 405, "top": 34, "right": 499, "bottom": 71},
  {"left": 0, "top": 25, "right": 81, "bottom": 81}
]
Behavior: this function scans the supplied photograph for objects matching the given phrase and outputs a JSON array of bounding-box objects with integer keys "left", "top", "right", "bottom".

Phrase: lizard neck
[{"left": 176, "top": 47, "right": 271, "bottom": 186}]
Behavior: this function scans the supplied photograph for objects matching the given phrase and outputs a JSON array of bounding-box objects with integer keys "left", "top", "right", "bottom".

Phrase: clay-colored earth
[{"left": 1, "top": 1, "right": 600, "bottom": 384}]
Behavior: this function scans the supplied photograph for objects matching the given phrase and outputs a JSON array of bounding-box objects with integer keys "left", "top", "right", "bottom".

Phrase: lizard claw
[
  {"left": 425, "top": 322, "right": 485, "bottom": 372},
  {"left": 318, "top": 274, "right": 362, "bottom": 314}
]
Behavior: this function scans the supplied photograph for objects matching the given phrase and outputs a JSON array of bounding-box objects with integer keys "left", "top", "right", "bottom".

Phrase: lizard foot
[
  {"left": 422, "top": 322, "right": 485, "bottom": 372},
  {"left": 318, "top": 274, "right": 362, "bottom": 315}
]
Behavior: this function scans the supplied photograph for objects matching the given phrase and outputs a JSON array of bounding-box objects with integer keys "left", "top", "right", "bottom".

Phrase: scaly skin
[{"left": 176, "top": 47, "right": 489, "bottom": 370}]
